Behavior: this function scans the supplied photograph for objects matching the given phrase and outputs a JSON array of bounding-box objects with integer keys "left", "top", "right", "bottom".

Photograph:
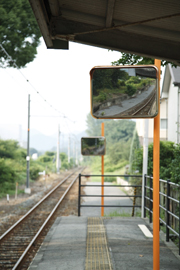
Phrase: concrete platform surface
[{"left": 28, "top": 216, "right": 180, "bottom": 270}]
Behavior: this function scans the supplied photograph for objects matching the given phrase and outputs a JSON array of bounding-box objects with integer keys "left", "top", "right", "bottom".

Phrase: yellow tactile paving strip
[{"left": 85, "top": 217, "right": 113, "bottom": 270}]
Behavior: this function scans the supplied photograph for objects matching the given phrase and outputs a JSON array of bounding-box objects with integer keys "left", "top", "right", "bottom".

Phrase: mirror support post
[
  {"left": 101, "top": 123, "right": 104, "bottom": 216},
  {"left": 153, "top": 59, "right": 161, "bottom": 270}
]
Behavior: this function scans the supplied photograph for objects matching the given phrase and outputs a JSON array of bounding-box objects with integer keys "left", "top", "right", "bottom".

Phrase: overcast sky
[{"left": 0, "top": 39, "right": 122, "bottom": 138}]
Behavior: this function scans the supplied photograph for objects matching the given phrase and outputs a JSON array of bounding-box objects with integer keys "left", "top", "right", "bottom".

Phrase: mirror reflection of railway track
[
  {"left": 90, "top": 66, "right": 158, "bottom": 119},
  {"left": 131, "top": 90, "right": 156, "bottom": 116},
  {"left": 115, "top": 89, "right": 156, "bottom": 117},
  {"left": 0, "top": 167, "right": 84, "bottom": 270}
]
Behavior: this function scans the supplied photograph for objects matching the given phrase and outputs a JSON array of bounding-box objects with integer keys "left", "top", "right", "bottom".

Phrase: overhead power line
[{"left": 0, "top": 43, "right": 75, "bottom": 122}]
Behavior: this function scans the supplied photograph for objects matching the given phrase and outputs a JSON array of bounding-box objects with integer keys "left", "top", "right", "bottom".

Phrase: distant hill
[{"left": 0, "top": 123, "right": 87, "bottom": 153}]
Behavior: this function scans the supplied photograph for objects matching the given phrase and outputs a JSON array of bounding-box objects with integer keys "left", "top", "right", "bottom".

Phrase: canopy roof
[{"left": 29, "top": 0, "right": 180, "bottom": 66}]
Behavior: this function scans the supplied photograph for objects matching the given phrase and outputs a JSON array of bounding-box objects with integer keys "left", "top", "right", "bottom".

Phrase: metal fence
[
  {"left": 144, "top": 174, "right": 180, "bottom": 255},
  {"left": 78, "top": 173, "right": 142, "bottom": 217}
]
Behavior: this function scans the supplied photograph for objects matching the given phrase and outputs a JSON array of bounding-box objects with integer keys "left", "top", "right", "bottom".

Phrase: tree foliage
[
  {"left": 0, "top": 139, "right": 27, "bottom": 196},
  {"left": 92, "top": 68, "right": 129, "bottom": 95},
  {"left": 129, "top": 128, "right": 140, "bottom": 173},
  {"left": 85, "top": 113, "right": 136, "bottom": 168},
  {"left": 133, "top": 141, "right": 175, "bottom": 181},
  {"left": 86, "top": 113, "right": 105, "bottom": 136},
  {"left": 0, "top": 139, "right": 23, "bottom": 159},
  {"left": 0, "top": 158, "right": 18, "bottom": 184},
  {"left": 0, "top": 138, "right": 76, "bottom": 197},
  {"left": 0, "top": 0, "right": 41, "bottom": 68},
  {"left": 170, "top": 144, "right": 180, "bottom": 185},
  {"left": 30, "top": 147, "right": 38, "bottom": 156},
  {"left": 111, "top": 53, "right": 174, "bottom": 67}
]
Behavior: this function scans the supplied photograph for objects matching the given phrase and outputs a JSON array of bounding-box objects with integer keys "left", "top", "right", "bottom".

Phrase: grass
[
  {"left": 104, "top": 210, "right": 131, "bottom": 217},
  {"left": 88, "top": 170, "right": 125, "bottom": 183},
  {"left": 104, "top": 209, "right": 142, "bottom": 217}
]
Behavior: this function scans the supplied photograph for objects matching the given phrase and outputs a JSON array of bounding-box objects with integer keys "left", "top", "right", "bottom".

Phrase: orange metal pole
[
  {"left": 101, "top": 122, "right": 104, "bottom": 216},
  {"left": 153, "top": 59, "right": 161, "bottom": 270}
]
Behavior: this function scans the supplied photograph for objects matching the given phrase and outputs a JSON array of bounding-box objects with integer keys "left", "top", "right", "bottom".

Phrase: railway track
[
  {"left": 0, "top": 167, "right": 84, "bottom": 270},
  {"left": 131, "top": 90, "right": 156, "bottom": 116},
  {"left": 114, "top": 87, "right": 156, "bottom": 117}
]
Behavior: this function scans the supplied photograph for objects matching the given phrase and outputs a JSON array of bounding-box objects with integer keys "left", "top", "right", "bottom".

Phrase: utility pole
[
  {"left": 73, "top": 139, "right": 75, "bottom": 166},
  {"left": 68, "top": 135, "right": 70, "bottom": 163},
  {"left": 76, "top": 143, "right": 78, "bottom": 166},
  {"left": 25, "top": 94, "right": 31, "bottom": 194},
  {"left": 56, "top": 124, "right": 61, "bottom": 174}
]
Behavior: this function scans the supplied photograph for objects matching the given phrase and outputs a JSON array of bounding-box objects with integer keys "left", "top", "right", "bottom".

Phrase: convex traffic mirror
[
  {"left": 90, "top": 65, "right": 159, "bottom": 119},
  {"left": 81, "top": 137, "right": 106, "bottom": 156}
]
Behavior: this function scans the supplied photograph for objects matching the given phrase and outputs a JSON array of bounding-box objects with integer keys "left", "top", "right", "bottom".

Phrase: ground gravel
[{"left": 0, "top": 168, "right": 88, "bottom": 235}]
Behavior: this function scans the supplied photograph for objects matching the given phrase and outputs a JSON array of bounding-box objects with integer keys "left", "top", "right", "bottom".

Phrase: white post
[
  {"left": 15, "top": 182, "right": 18, "bottom": 200},
  {"left": 141, "top": 119, "right": 149, "bottom": 218}
]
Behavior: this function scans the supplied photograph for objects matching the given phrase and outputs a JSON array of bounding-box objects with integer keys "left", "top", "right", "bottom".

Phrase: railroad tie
[{"left": 85, "top": 217, "right": 113, "bottom": 270}]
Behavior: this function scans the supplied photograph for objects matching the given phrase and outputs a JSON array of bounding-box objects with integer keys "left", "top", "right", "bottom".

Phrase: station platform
[{"left": 28, "top": 216, "right": 180, "bottom": 270}]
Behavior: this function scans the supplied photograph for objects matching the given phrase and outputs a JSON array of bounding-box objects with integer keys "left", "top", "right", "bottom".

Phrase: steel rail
[
  {"left": 0, "top": 170, "right": 75, "bottom": 241},
  {"left": 12, "top": 168, "right": 84, "bottom": 270},
  {"left": 132, "top": 90, "right": 156, "bottom": 116},
  {"left": 81, "top": 174, "right": 142, "bottom": 177},
  {"left": 80, "top": 194, "right": 141, "bottom": 197}
]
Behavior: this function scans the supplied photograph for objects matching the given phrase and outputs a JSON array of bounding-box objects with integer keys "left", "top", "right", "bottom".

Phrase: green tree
[
  {"left": 60, "top": 152, "right": 67, "bottom": 162},
  {"left": 92, "top": 69, "right": 112, "bottom": 94},
  {"left": 38, "top": 155, "right": 52, "bottom": 163},
  {"left": 0, "top": 0, "right": 41, "bottom": 68},
  {"left": 129, "top": 128, "right": 140, "bottom": 173},
  {"left": 85, "top": 115, "right": 136, "bottom": 170},
  {"left": 30, "top": 148, "right": 38, "bottom": 156},
  {"left": 86, "top": 113, "right": 105, "bottom": 136},
  {"left": 125, "top": 84, "right": 136, "bottom": 96},
  {"left": 0, "top": 158, "right": 17, "bottom": 183},
  {"left": 108, "top": 140, "right": 131, "bottom": 164},
  {"left": 105, "top": 120, "right": 135, "bottom": 143},
  {"left": 133, "top": 141, "right": 175, "bottom": 180},
  {"left": 60, "top": 152, "right": 73, "bottom": 170},
  {"left": 45, "top": 151, "right": 55, "bottom": 157},
  {"left": 105, "top": 120, "right": 135, "bottom": 165},
  {"left": 0, "top": 139, "right": 20, "bottom": 159},
  {"left": 111, "top": 53, "right": 173, "bottom": 67},
  {"left": 170, "top": 144, "right": 180, "bottom": 184}
]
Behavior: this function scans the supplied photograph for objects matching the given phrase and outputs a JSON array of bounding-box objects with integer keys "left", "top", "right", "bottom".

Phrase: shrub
[
  {"left": 126, "top": 76, "right": 140, "bottom": 84},
  {"left": 132, "top": 141, "right": 175, "bottom": 180},
  {"left": 94, "top": 92, "right": 107, "bottom": 102},
  {"left": 117, "top": 80, "right": 125, "bottom": 87},
  {"left": 45, "top": 151, "right": 55, "bottom": 157},
  {"left": 38, "top": 155, "right": 52, "bottom": 163},
  {"left": 104, "top": 176, "right": 115, "bottom": 182},
  {"left": 125, "top": 84, "right": 136, "bottom": 96},
  {"left": 170, "top": 144, "right": 180, "bottom": 184},
  {"left": 0, "top": 139, "right": 19, "bottom": 159},
  {"left": 0, "top": 158, "right": 17, "bottom": 185}
]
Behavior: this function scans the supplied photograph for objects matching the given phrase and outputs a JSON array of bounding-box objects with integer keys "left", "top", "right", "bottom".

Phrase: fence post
[
  {"left": 144, "top": 174, "right": 146, "bottom": 218},
  {"left": 132, "top": 187, "right": 137, "bottom": 217},
  {"left": 166, "top": 180, "right": 170, "bottom": 242},
  {"left": 78, "top": 173, "right": 81, "bottom": 217},
  {"left": 150, "top": 176, "right": 153, "bottom": 223}
]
